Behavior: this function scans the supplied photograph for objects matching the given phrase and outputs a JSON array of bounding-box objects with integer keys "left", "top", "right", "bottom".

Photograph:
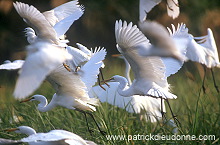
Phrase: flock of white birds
[{"left": 0, "top": 0, "right": 219, "bottom": 144}]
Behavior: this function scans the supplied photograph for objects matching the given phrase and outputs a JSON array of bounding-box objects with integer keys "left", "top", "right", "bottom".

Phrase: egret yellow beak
[
  {"left": 20, "top": 97, "right": 33, "bottom": 103},
  {"left": 4, "top": 128, "right": 18, "bottom": 132}
]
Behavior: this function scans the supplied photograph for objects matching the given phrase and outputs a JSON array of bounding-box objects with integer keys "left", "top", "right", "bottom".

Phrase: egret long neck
[
  {"left": 37, "top": 95, "right": 57, "bottom": 112},
  {"left": 123, "top": 58, "right": 132, "bottom": 86},
  {"left": 117, "top": 77, "right": 134, "bottom": 97}
]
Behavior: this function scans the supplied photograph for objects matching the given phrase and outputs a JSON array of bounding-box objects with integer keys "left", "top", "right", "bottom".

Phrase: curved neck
[
  {"left": 123, "top": 58, "right": 132, "bottom": 86},
  {"left": 24, "top": 128, "right": 37, "bottom": 136},
  {"left": 117, "top": 77, "right": 134, "bottom": 97},
  {"left": 35, "top": 95, "right": 57, "bottom": 112}
]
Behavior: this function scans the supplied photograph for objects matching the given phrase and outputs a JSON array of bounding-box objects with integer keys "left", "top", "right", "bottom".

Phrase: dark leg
[
  {"left": 99, "top": 68, "right": 110, "bottom": 87},
  {"left": 86, "top": 112, "right": 106, "bottom": 136},
  {"left": 75, "top": 109, "right": 94, "bottom": 135},
  {"left": 165, "top": 99, "right": 181, "bottom": 128},
  {"left": 75, "top": 109, "right": 106, "bottom": 136},
  {"left": 201, "top": 65, "right": 207, "bottom": 93},
  {"left": 211, "top": 68, "right": 219, "bottom": 93},
  {"left": 98, "top": 74, "right": 106, "bottom": 91}
]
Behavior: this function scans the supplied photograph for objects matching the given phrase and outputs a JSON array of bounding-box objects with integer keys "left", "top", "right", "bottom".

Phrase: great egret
[
  {"left": 6, "top": 126, "right": 97, "bottom": 145},
  {"left": 168, "top": 24, "right": 220, "bottom": 93},
  {"left": 89, "top": 54, "right": 166, "bottom": 122},
  {"left": 112, "top": 20, "right": 178, "bottom": 99},
  {"left": 139, "top": 0, "right": 179, "bottom": 22},
  {"left": 12, "top": 1, "right": 84, "bottom": 99},
  {"left": 21, "top": 46, "right": 107, "bottom": 135}
]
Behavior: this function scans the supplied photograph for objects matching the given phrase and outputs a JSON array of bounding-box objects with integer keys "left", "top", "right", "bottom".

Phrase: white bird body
[
  {"left": 8, "top": 126, "right": 96, "bottom": 145},
  {"left": 139, "top": 0, "right": 179, "bottom": 22},
  {"left": 89, "top": 54, "right": 165, "bottom": 122},
  {"left": 23, "top": 46, "right": 106, "bottom": 112},
  {"left": 13, "top": 42, "right": 72, "bottom": 99},
  {"left": 12, "top": 1, "right": 84, "bottom": 99},
  {"left": 114, "top": 20, "right": 177, "bottom": 99},
  {"left": 0, "top": 60, "right": 25, "bottom": 70},
  {"left": 14, "top": 1, "right": 84, "bottom": 45}
]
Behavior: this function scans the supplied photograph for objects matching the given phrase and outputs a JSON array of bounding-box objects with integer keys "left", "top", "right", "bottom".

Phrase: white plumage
[
  {"left": 12, "top": 1, "right": 84, "bottom": 99},
  {"left": 7, "top": 126, "right": 96, "bottom": 145}
]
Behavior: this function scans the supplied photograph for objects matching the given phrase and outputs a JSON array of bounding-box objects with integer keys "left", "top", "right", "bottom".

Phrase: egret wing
[
  {"left": 80, "top": 47, "right": 107, "bottom": 92},
  {"left": 0, "top": 60, "right": 24, "bottom": 70},
  {"left": 54, "top": 7, "right": 84, "bottom": 38},
  {"left": 13, "top": 42, "right": 72, "bottom": 99},
  {"left": 13, "top": 2, "right": 58, "bottom": 43},
  {"left": 162, "top": 23, "right": 188, "bottom": 77}
]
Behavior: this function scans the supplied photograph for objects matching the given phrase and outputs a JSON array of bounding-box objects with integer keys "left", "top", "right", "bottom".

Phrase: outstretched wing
[
  {"left": 13, "top": 2, "right": 58, "bottom": 43},
  {"left": 79, "top": 47, "right": 107, "bottom": 92},
  {"left": 53, "top": 6, "right": 84, "bottom": 38},
  {"left": 13, "top": 42, "right": 72, "bottom": 99},
  {"left": 162, "top": 23, "right": 188, "bottom": 77},
  {"left": 115, "top": 20, "right": 150, "bottom": 53}
]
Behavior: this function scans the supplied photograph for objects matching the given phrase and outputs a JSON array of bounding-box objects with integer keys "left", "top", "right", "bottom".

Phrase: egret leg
[
  {"left": 161, "top": 98, "right": 166, "bottom": 121},
  {"left": 75, "top": 109, "right": 94, "bottom": 135},
  {"left": 210, "top": 68, "right": 219, "bottom": 93},
  {"left": 75, "top": 109, "right": 106, "bottom": 136},
  {"left": 165, "top": 99, "right": 181, "bottom": 128},
  {"left": 99, "top": 68, "right": 110, "bottom": 87},
  {"left": 98, "top": 74, "right": 106, "bottom": 91},
  {"left": 201, "top": 65, "right": 207, "bottom": 93},
  {"left": 86, "top": 112, "right": 106, "bottom": 136}
]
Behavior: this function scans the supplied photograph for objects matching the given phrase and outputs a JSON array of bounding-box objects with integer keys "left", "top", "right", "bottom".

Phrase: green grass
[{"left": 0, "top": 60, "right": 219, "bottom": 145}]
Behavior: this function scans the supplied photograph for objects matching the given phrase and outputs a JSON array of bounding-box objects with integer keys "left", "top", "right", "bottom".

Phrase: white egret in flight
[
  {"left": 6, "top": 126, "right": 97, "bottom": 145},
  {"left": 110, "top": 20, "right": 178, "bottom": 99},
  {"left": 139, "top": 0, "right": 179, "bottom": 22},
  {"left": 168, "top": 24, "right": 220, "bottom": 93},
  {"left": 12, "top": 1, "right": 84, "bottom": 99},
  {"left": 20, "top": 46, "right": 107, "bottom": 135},
  {"left": 90, "top": 54, "right": 166, "bottom": 122}
]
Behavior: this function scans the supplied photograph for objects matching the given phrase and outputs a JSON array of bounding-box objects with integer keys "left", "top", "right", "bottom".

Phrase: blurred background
[{"left": 0, "top": 0, "right": 220, "bottom": 62}]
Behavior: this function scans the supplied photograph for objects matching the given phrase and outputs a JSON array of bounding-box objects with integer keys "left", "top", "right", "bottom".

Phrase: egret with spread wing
[
  {"left": 12, "top": 1, "right": 84, "bottom": 99},
  {"left": 21, "top": 46, "right": 107, "bottom": 135}
]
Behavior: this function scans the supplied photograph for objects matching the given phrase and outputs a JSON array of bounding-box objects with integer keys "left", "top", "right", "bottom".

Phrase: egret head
[
  {"left": 5, "top": 126, "right": 36, "bottom": 135},
  {"left": 20, "top": 95, "right": 46, "bottom": 103},
  {"left": 104, "top": 75, "right": 126, "bottom": 83}
]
